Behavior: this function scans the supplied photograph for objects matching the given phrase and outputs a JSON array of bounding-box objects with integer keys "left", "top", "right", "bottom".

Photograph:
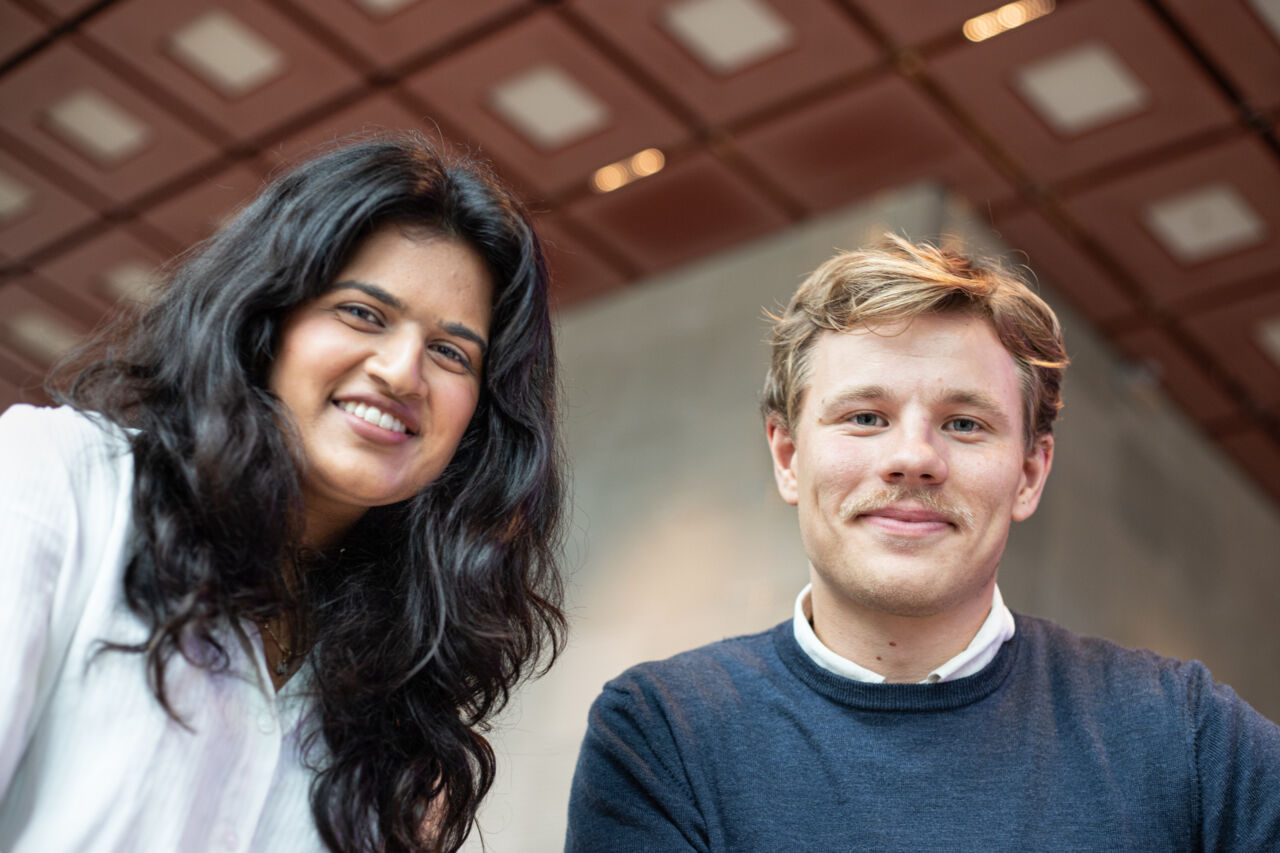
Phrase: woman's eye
[
  {"left": 339, "top": 304, "right": 381, "bottom": 325},
  {"left": 430, "top": 343, "right": 472, "bottom": 371}
]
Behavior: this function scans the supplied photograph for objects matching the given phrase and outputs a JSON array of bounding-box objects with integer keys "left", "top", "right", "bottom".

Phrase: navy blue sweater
[{"left": 566, "top": 615, "right": 1280, "bottom": 851}]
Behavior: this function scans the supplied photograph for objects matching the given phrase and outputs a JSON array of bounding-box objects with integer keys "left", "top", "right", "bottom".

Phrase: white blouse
[{"left": 0, "top": 405, "right": 326, "bottom": 852}]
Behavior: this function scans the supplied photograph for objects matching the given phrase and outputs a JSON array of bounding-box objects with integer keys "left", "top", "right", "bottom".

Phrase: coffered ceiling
[{"left": 1, "top": 0, "right": 1278, "bottom": 505}]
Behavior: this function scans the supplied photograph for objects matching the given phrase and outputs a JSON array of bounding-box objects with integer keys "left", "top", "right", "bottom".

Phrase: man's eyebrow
[
  {"left": 324, "top": 279, "right": 489, "bottom": 357},
  {"left": 940, "top": 389, "right": 1007, "bottom": 419},
  {"left": 323, "top": 279, "right": 406, "bottom": 312},
  {"left": 819, "top": 385, "right": 1009, "bottom": 420},
  {"left": 821, "top": 384, "right": 891, "bottom": 410}
]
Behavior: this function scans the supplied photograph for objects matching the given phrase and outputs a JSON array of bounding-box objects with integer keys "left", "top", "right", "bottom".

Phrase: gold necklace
[{"left": 261, "top": 620, "right": 296, "bottom": 676}]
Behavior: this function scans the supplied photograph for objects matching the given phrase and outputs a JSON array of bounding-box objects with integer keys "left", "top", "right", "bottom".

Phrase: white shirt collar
[{"left": 792, "top": 583, "right": 1015, "bottom": 684}]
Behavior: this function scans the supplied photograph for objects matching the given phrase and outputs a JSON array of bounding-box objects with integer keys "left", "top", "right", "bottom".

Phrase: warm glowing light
[
  {"left": 629, "top": 148, "right": 665, "bottom": 176},
  {"left": 963, "top": 0, "right": 1054, "bottom": 43},
  {"left": 590, "top": 148, "right": 667, "bottom": 193}
]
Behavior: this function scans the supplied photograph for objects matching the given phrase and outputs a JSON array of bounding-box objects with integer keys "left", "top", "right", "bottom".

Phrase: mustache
[{"left": 838, "top": 487, "right": 975, "bottom": 531}]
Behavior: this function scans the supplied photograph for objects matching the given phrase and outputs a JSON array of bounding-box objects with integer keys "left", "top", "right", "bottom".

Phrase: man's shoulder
[{"left": 597, "top": 622, "right": 791, "bottom": 710}]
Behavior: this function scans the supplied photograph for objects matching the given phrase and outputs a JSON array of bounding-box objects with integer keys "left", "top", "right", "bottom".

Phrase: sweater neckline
[{"left": 771, "top": 617, "right": 1020, "bottom": 712}]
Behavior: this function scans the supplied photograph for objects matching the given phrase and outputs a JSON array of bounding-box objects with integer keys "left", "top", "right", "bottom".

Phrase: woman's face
[{"left": 270, "top": 224, "right": 494, "bottom": 546}]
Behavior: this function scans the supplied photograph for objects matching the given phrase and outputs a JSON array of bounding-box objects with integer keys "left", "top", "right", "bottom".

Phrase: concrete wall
[{"left": 463, "top": 184, "right": 1280, "bottom": 850}]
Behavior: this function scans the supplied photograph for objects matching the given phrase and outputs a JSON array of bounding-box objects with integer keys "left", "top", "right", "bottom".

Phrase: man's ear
[
  {"left": 1012, "top": 434, "right": 1054, "bottom": 522},
  {"left": 766, "top": 416, "right": 800, "bottom": 506}
]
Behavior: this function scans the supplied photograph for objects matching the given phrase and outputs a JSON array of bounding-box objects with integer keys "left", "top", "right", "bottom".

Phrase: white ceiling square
[
  {"left": 1248, "top": 0, "right": 1280, "bottom": 42},
  {"left": 489, "top": 64, "right": 609, "bottom": 150},
  {"left": 1257, "top": 314, "right": 1280, "bottom": 370},
  {"left": 44, "top": 88, "right": 151, "bottom": 164},
  {"left": 1013, "top": 41, "right": 1149, "bottom": 135},
  {"left": 660, "top": 0, "right": 794, "bottom": 75},
  {"left": 2, "top": 310, "right": 81, "bottom": 365},
  {"left": 168, "top": 10, "right": 285, "bottom": 98},
  {"left": 1143, "top": 183, "right": 1266, "bottom": 264},
  {"left": 0, "top": 170, "right": 33, "bottom": 223}
]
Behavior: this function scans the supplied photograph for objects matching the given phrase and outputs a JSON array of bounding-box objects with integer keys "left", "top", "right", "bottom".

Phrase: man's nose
[{"left": 878, "top": 420, "right": 948, "bottom": 485}]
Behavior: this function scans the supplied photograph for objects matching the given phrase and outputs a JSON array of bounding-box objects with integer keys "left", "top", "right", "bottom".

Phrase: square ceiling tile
[
  {"left": 928, "top": 0, "right": 1235, "bottom": 185},
  {"left": 0, "top": 276, "right": 94, "bottom": 380},
  {"left": 535, "top": 213, "right": 628, "bottom": 309},
  {"left": 570, "top": 0, "right": 878, "bottom": 126},
  {"left": 139, "top": 161, "right": 266, "bottom": 250},
  {"left": 1143, "top": 183, "right": 1266, "bottom": 265},
  {"left": 35, "top": 226, "right": 172, "bottom": 313},
  {"left": 565, "top": 149, "right": 790, "bottom": 273},
  {"left": 489, "top": 63, "right": 610, "bottom": 150},
  {"left": 992, "top": 207, "right": 1139, "bottom": 327},
  {"left": 295, "top": 0, "right": 526, "bottom": 69},
  {"left": 1064, "top": 136, "right": 1280, "bottom": 305},
  {"left": 1161, "top": 0, "right": 1280, "bottom": 112},
  {"left": 1110, "top": 326, "right": 1241, "bottom": 426},
  {"left": 734, "top": 74, "right": 1013, "bottom": 214},
  {"left": 1183, "top": 287, "right": 1280, "bottom": 419},
  {"left": 0, "top": 43, "right": 219, "bottom": 203},
  {"left": 0, "top": 148, "right": 99, "bottom": 261},
  {"left": 84, "top": 0, "right": 364, "bottom": 141},
  {"left": 661, "top": 0, "right": 795, "bottom": 74},
  {"left": 1012, "top": 41, "right": 1149, "bottom": 136},
  {"left": 403, "top": 11, "right": 689, "bottom": 198}
]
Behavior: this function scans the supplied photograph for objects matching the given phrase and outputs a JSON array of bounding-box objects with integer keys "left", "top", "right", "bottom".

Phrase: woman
[{"left": 0, "top": 133, "right": 566, "bottom": 852}]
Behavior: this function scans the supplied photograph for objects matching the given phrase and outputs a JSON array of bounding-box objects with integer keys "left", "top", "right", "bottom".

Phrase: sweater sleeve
[
  {"left": 565, "top": 677, "right": 708, "bottom": 853},
  {"left": 0, "top": 405, "right": 82, "bottom": 796},
  {"left": 1187, "top": 661, "right": 1280, "bottom": 851}
]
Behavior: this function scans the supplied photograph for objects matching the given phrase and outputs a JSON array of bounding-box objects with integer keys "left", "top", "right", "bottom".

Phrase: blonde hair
[{"left": 762, "top": 234, "right": 1068, "bottom": 450}]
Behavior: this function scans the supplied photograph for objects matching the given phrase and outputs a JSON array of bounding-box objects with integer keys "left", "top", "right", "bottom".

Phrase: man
[{"left": 565, "top": 236, "right": 1280, "bottom": 851}]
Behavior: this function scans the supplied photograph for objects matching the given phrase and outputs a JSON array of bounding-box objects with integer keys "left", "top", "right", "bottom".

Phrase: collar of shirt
[{"left": 792, "top": 583, "right": 1015, "bottom": 683}]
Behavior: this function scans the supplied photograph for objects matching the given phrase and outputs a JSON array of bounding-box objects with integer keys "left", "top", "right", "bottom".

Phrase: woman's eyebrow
[
  {"left": 322, "top": 279, "right": 406, "bottom": 312},
  {"left": 441, "top": 321, "right": 488, "bottom": 357}
]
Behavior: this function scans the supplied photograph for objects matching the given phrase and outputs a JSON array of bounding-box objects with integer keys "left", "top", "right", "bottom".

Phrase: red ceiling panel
[
  {"left": 1064, "top": 135, "right": 1280, "bottom": 306},
  {"left": 848, "top": 0, "right": 995, "bottom": 48},
  {"left": 1162, "top": 0, "right": 1280, "bottom": 113},
  {"left": 261, "top": 91, "right": 437, "bottom": 171},
  {"left": 295, "top": 0, "right": 528, "bottom": 70},
  {"left": 535, "top": 213, "right": 628, "bottom": 309},
  {"left": 734, "top": 73, "right": 1012, "bottom": 215},
  {"left": 1, "top": 3, "right": 48, "bottom": 64},
  {"left": 565, "top": 149, "right": 790, "bottom": 274},
  {"left": 0, "top": 42, "right": 219, "bottom": 203},
  {"left": 35, "top": 225, "right": 171, "bottom": 314},
  {"left": 0, "top": 370, "right": 32, "bottom": 412},
  {"left": 28, "top": 0, "right": 98, "bottom": 18},
  {"left": 1110, "top": 325, "right": 1241, "bottom": 427},
  {"left": 992, "top": 206, "right": 1139, "bottom": 327},
  {"left": 568, "top": 0, "right": 880, "bottom": 127},
  {"left": 84, "top": 0, "right": 364, "bottom": 142},
  {"left": 402, "top": 10, "right": 690, "bottom": 198},
  {"left": 1216, "top": 427, "right": 1280, "bottom": 509},
  {"left": 1182, "top": 285, "right": 1280, "bottom": 420},
  {"left": 0, "top": 146, "right": 100, "bottom": 261},
  {"left": 928, "top": 0, "right": 1236, "bottom": 185},
  {"left": 139, "top": 161, "right": 266, "bottom": 250}
]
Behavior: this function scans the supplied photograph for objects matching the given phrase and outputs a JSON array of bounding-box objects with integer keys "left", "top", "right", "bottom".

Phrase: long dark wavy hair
[{"left": 50, "top": 132, "right": 566, "bottom": 852}]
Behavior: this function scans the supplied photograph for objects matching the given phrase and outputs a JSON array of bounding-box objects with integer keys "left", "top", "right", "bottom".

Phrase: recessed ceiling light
[
  {"left": 1013, "top": 41, "right": 1148, "bottom": 135},
  {"left": 1257, "top": 315, "right": 1280, "bottom": 370},
  {"left": 45, "top": 89, "right": 151, "bottom": 165},
  {"left": 660, "top": 0, "right": 794, "bottom": 75},
  {"left": 353, "top": 0, "right": 420, "bottom": 17},
  {"left": 168, "top": 10, "right": 285, "bottom": 98},
  {"left": 963, "top": 0, "right": 1055, "bottom": 43},
  {"left": 1143, "top": 183, "right": 1266, "bottom": 264},
  {"left": 1248, "top": 0, "right": 1280, "bottom": 41},
  {"left": 103, "top": 260, "right": 162, "bottom": 302},
  {"left": 489, "top": 64, "right": 609, "bottom": 151},
  {"left": 2, "top": 311, "right": 80, "bottom": 365},
  {"left": 0, "top": 170, "right": 33, "bottom": 223}
]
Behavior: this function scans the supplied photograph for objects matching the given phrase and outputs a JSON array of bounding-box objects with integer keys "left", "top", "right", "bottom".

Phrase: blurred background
[{"left": 1, "top": 0, "right": 1278, "bottom": 848}]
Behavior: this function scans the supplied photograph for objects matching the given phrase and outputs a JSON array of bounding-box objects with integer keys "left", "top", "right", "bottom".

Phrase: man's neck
[{"left": 807, "top": 580, "right": 997, "bottom": 683}]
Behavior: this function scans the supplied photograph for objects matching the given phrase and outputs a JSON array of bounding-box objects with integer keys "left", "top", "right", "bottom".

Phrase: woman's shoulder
[{"left": 0, "top": 404, "right": 133, "bottom": 495}]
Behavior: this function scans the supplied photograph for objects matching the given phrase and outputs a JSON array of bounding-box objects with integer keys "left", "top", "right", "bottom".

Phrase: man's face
[{"left": 766, "top": 311, "right": 1053, "bottom": 623}]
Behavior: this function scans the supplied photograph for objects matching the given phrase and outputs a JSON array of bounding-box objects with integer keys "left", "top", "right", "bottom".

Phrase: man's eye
[
  {"left": 851, "top": 412, "right": 884, "bottom": 427},
  {"left": 948, "top": 417, "right": 980, "bottom": 433}
]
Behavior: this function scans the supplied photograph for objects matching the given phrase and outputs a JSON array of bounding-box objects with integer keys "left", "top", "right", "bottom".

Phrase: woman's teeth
[{"left": 339, "top": 401, "right": 408, "bottom": 434}]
